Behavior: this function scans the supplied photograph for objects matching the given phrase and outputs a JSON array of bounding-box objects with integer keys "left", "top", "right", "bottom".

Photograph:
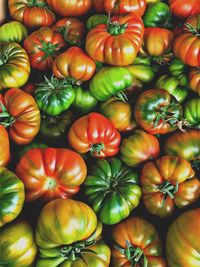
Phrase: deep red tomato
[
  {"left": 16, "top": 148, "right": 87, "bottom": 202},
  {"left": 68, "top": 112, "right": 121, "bottom": 158},
  {"left": 23, "top": 27, "right": 65, "bottom": 71},
  {"left": 0, "top": 126, "right": 10, "bottom": 167},
  {"left": 189, "top": 69, "right": 200, "bottom": 95},
  {"left": 8, "top": 0, "right": 55, "bottom": 28},
  {"left": 169, "top": 0, "right": 200, "bottom": 19}
]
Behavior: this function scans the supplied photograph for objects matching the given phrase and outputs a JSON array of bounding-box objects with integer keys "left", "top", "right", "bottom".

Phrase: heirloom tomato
[
  {"left": 0, "top": 125, "right": 10, "bottom": 167},
  {"left": 18, "top": 141, "right": 48, "bottom": 159},
  {"left": 53, "top": 46, "right": 96, "bottom": 81},
  {"left": 184, "top": 98, "right": 200, "bottom": 128},
  {"left": 0, "top": 167, "right": 25, "bottom": 227},
  {"left": 86, "top": 13, "right": 144, "bottom": 66},
  {"left": 0, "top": 21, "right": 28, "bottom": 43},
  {"left": 173, "top": 14, "right": 200, "bottom": 67},
  {"left": 169, "top": 0, "right": 200, "bottom": 19},
  {"left": 8, "top": 0, "right": 55, "bottom": 28},
  {"left": 134, "top": 89, "right": 183, "bottom": 135},
  {"left": 166, "top": 208, "right": 200, "bottom": 267},
  {"left": 169, "top": 58, "right": 189, "bottom": 87},
  {"left": 0, "top": 88, "right": 40, "bottom": 145},
  {"left": 46, "top": 0, "right": 92, "bottom": 17},
  {"left": 0, "top": 220, "right": 37, "bottom": 266},
  {"left": 84, "top": 157, "right": 141, "bottom": 225},
  {"left": 52, "top": 17, "right": 85, "bottom": 46},
  {"left": 16, "top": 148, "right": 87, "bottom": 202},
  {"left": 35, "top": 198, "right": 111, "bottom": 267},
  {"left": 0, "top": 42, "right": 30, "bottom": 90},
  {"left": 0, "top": 0, "right": 6, "bottom": 25},
  {"left": 189, "top": 69, "right": 200, "bottom": 95},
  {"left": 23, "top": 27, "right": 65, "bottom": 71},
  {"left": 141, "top": 155, "right": 200, "bottom": 217},
  {"left": 89, "top": 67, "right": 133, "bottom": 101},
  {"left": 120, "top": 129, "right": 160, "bottom": 167},
  {"left": 68, "top": 112, "right": 121, "bottom": 158},
  {"left": 111, "top": 217, "right": 166, "bottom": 267}
]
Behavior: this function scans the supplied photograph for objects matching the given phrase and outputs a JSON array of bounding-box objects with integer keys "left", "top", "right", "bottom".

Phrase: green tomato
[
  {"left": 0, "top": 21, "right": 28, "bottom": 43},
  {"left": 84, "top": 157, "right": 142, "bottom": 225},
  {"left": 169, "top": 58, "right": 189, "bottom": 87},
  {"left": 184, "top": 98, "right": 200, "bottom": 128},
  {"left": 86, "top": 14, "right": 108, "bottom": 30},
  {"left": 89, "top": 67, "right": 133, "bottom": 101}
]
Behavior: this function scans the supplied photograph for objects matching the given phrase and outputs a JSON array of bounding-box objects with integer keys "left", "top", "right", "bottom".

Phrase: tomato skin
[
  {"left": 111, "top": 217, "right": 166, "bottom": 267},
  {"left": 189, "top": 69, "right": 200, "bottom": 95},
  {"left": 0, "top": 21, "right": 28, "bottom": 43},
  {"left": 0, "top": 125, "right": 10, "bottom": 167},
  {"left": 141, "top": 155, "right": 200, "bottom": 217},
  {"left": 8, "top": 0, "right": 55, "bottom": 28},
  {"left": 166, "top": 208, "right": 200, "bottom": 267},
  {"left": 164, "top": 129, "right": 200, "bottom": 161},
  {"left": 1, "top": 88, "right": 41, "bottom": 145},
  {"left": 86, "top": 13, "right": 144, "bottom": 66},
  {"left": 16, "top": 147, "right": 87, "bottom": 202},
  {"left": 86, "top": 14, "right": 108, "bottom": 30},
  {"left": 46, "top": 0, "right": 92, "bottom": 17},
  {"left": 120, "top": 129, "right": 160, "bottom": 167},
  {"left": 0, "top": 220, "right": 37, "bottom": 266},
  {"left": 68, "top": 112, "right": 121, "bottom": 158},
  {"left": 169, "top": 0, "right": 200, "bottom": 19},
  {"left": 184, "top": 98, "right": 200, "bottom": 127},
  {"left": 53, "top": 46, "right": 96, "bottom": 81},
  {"left": 0, "top": 42, "right": 30, "bottom": 90},
  {"left": 134, "top": 89, "right": 183, "bottom": 135}
]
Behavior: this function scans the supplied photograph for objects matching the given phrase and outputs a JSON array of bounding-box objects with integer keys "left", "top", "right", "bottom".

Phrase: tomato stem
[
  {"left": 157, "top": 181, "right": 179, "bottom": 199},
  {"left": 0, "top": 53, "right": 8, "bottom": 67},
  {"left": 0, "top": 103, "right": 15, "bottom": 127},
  {"left": 115, "top": 91, "right": 128, "bottom": 102},
  {"left": 107, "top": 13, "right": 127, "bottom": 35},
  {"left": 90, "top": 143, "right": 105, "bottom": 156},
  {"left": 28, "top": 0, "right": 47, "bottom": 8},
  {"left": 185, "top": 23, "right": 200, "bottom": 37},
  {"left": 39, "top": 41, "right": 58, "bottom": 60}
]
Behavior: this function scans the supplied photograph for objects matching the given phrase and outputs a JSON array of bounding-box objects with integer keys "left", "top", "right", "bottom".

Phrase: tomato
[
  {"left": 0, "top": 220, "right": 37, "bottom": 266},
  {"left": 0, "top": 0, "right": 6, "bottom": 25},
  {"left": 0, "top": 88, "right": 41, "bottom": 145},
  {"left": 0, "top": 42, "right": 30, "bottom": 90},
  {"left": 35, "top": 198, "right": 111, "bottom": 266},
  {"left": 169, "top": 0, "right": 200, "bottom": 19},
  {"left": 111, "top": 217, "right": 166, "bottom": 267},
  {"left": 0, "top": 21, "right": 28, "bottom": 43},
  {"left": 173, "top": 14, "right": 200, "bottom": 67},
  {"left": 141, "top": 155, "right": 200, "bottom": 217},
  {"left": 68, "top": 112, "right": 121, "bottom": 158},
  {"left": 165, "top": 129, "right": 200, "bottom": 161},
  {"left": 184, "top": 98, "right": 200, "bottom": 128},
  {"left": 34, "top": 76, "right": 75, "bottom": 116},
  {"left": 46, "top": 0, "right": 92, "bottom": 17},
  {"left": 84, "top": 157, "right": 141, "bottom": 225},
  {"left": 8, "top": 0, "right": 55, "bottom": 28},
  {"left": 86, "top": 14, "right": 108, "bottom": 30},
  {"left": 53, "top": 46, "right": 96, "bottom": 81},
  {"left": 169, "top": 58, "right": 189, "bottom": 87},
  {"left": 189, "top": 69, "right": 200, "bottom": 95},
  {"left": 156, "top": 75, "right": 188, "bottom": 103},
  {"left": 16, "top": 147, "right": 87, "bottom": 202},
  {"left": 140, "top": 27, "right": 174, "bottom": 64},
  {"left": 166, "top": 208, "right": 200, "bottom": 267},
  {"left": 18, "top": 141, "right": 48, "bottom": 159},
  {"left": 86, "top": 13, "right": 144, "bottom": 66},
  {"left": 39, "top": 110, "right": 74, "bottom": 145},
  {"left": 93, "top": 0, "right": 146, "bottom": 16},
  {"left": 134, "top": 89, "right": 183, "bottom": 135},
  {"left": 52, "top": 17, "right": 85, "bottom": 46},
  {"left": 89, "top": 67, "right": 133, "bottom": 101},
  {"left": 23, "top": 27, "right": 65, "bottom": 71},
  {"left": 100, "top": 98, "right": 136, "bottom": 132},
  {"left": 0, "top": 125, "right": 10, "bottom": 167},
  {"left": 120, "top": 129, "right": 160, "bottom": 167}
]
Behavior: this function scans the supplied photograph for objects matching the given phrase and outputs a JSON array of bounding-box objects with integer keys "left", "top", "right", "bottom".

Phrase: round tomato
[
  {"left": 35, "top": 198, "right": 111, "bottom": 266},
  {"left": 169, "top": 0, "right": 200, "bottom": 19},
  {"left": 189, "top": 69, "right": 200, "bottom": 95},
  {"left": 111, "top": 217, "right": 166, "bottom": 267},
  {"left": 0, "top": 42, "right": 30, "bottom": 90},
  {"left": 134, "top": 89, "right": 183, "bottom": 135},
  {"left": 68, "top": 112, "right": 121, "bottom": 158},
  {"left": 184, "top": 98, "right": 200, "bottom": 128},
  {"left": 169, "top": 58, "right": 189, "bottom": 87},
  {"left": 0, "top": 125, "right": 10, "bottom": 167},
  {"left": 0, "top": 167, "right": 25, "bottom": 227},
  {"left": 8, "top": 0, "right": 55, "bottom": 28},
  {"left": 0, "top": 88, "right": 40, "bottom": 145},
  {"left": 120, "top": 129, "right": 160, "bottom": 167},
  {"left": 166, "top": 208, "right": 200, "bottom": 267},
  {"left": 0, "top": 220, "right": 37, "bottom": 266},
  {"left": 86, "top": 13, "right": 144, "bottom": 66},
  {"left": 16, "top": 147, "right": 87, "bottom": 202},
  {"left": 53, "top": 46, "right": 96, "bottom": 81},
  {"left": 0, "top": 21, "right": 28, "bottom": 43},
  {"left": 46, "top": 0, "right": 92, "bottom": 17},
  {"left": 141, "top": 155, "right": 200, "bottom": 217}
]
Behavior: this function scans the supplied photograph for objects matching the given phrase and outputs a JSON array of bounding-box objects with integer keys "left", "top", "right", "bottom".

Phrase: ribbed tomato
[
  {"left": 0, "top": 125, "right": 10, "bottom": 167},
  {"left": 189, "top": 69, "right": 200, "bottom": 95},
  {"left": 169, "top": 0, "right": 200, "bottom": 19}
]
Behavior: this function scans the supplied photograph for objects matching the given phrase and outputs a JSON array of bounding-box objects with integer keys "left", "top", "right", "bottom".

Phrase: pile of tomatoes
[{"left": 0, "top": 0, "right": 200, "bottom": 266}]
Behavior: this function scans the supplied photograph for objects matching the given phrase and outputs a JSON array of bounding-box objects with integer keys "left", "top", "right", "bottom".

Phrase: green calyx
[
  {"left": 149, "top": 53, "right": 173, "bottom": 65},
  {"left": 40, "top": 41, "right": 58, "bottom": 60},
  {"left": 90, "top": 143, "right": 105, "bottom": 156},
  {"left": 114, "top": 91, "right": 128, "bottom": 102},
  {"left": 107, "top": 15, "right": 127, "bottom": 35},
  {"left": 115, "top": 241, "right": 148, "bottom": 267},
  {"left": 185, "top": 22, "right": 200, "bottom": 37},
  {"left": 0, "top": 53, "right": 8, "bottom": 67},
  {"left": 28, "top": 0, "right": 47, "bottom": 8},
  {"left": 157, "top": 181, "right": 179, "bottom": 199},
  {"left": 0, "top": 103, "right": 15, "bottom": 128}
]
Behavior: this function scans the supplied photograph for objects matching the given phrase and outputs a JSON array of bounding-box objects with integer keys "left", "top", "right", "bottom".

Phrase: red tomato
[
  {"left": 169, "top": 0, "right": 200, "bottom": 19},
  {"left": 0, "top": 126, "right": 10, "bottom": 167}
]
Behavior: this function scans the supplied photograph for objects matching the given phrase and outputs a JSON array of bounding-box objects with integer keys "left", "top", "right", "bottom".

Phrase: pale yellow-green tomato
[{"left": 0, "top": 21, "right": 28, "bottom": 43}]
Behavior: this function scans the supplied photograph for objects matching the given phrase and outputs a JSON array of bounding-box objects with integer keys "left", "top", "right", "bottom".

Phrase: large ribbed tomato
[
  {"left": 68, "top": 112, "right": 121, "bottom": 158},
  {"left": 16, "top": 148, "right": 87, "bottom": 202},
  {"left": 169, "top": 0, "right": 200, "bottom": 19},
  {"left": 86, "top": 13, "right": 144, "bottom": 66},
  {"left": 0, "top": 125, "right": 10, "bottom": 167}
]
